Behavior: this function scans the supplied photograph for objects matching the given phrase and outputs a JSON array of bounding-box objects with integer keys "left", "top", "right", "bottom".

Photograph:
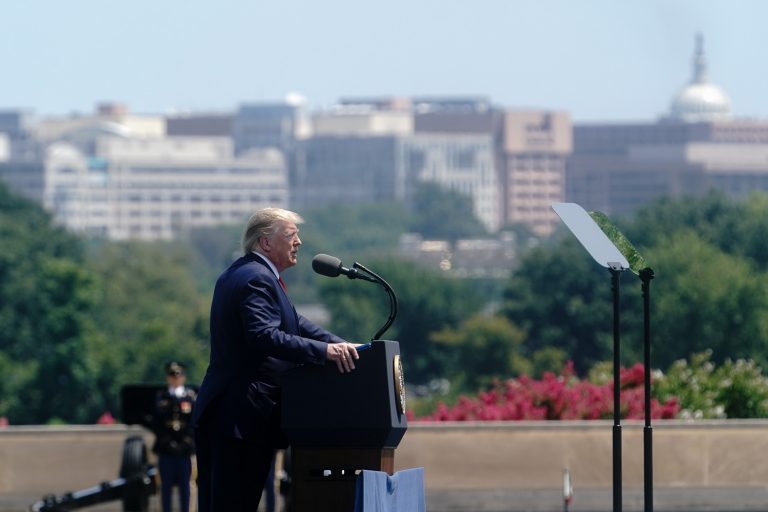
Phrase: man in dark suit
[{"left": 193, "top": 207, "right": 360, "bottom": 512}]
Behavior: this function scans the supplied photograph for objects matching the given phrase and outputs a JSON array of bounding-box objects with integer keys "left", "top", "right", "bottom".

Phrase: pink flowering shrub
[
  {"left": 417, "top": 362, "right": 680, "bottom": 421},
  {"left": 96, "top": 411, "right": 117, "bottom": 425}
]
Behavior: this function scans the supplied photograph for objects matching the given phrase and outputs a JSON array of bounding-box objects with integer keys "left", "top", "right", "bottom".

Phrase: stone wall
[{"left": 2, "top": 420, "right": 768, "bottom": 511}]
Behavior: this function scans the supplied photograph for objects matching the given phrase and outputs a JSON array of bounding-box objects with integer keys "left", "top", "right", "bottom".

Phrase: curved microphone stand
[{"left": 351, "top": 261, "right": 398, "bottom": 341}]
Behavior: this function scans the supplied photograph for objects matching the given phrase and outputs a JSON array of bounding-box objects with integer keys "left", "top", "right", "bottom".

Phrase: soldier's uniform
[{"left": 153, "top": 362, "right": 196, "bottom": 512}]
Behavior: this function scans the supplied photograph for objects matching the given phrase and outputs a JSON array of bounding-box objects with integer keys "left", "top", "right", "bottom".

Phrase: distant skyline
[{"left": 3, "top": 0, "right": 768, "bottom": 122}]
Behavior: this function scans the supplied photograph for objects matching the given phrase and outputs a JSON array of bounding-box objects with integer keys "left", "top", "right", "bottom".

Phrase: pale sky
[{"left": 2, "top": 0, "right": 767, "bottom": 122}]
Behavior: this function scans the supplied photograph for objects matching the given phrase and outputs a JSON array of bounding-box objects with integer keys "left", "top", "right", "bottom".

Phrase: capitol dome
[{"left": 668, "top": 34, "right": 732, "bottom": 122}]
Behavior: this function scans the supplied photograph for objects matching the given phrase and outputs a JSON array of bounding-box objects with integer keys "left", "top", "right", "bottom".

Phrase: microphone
[
  {"left": 312, "top": 253, "right": 398, "bottom": 340},
  {"left": 312, "top": 254, "right": 377, "bottom": 283}
]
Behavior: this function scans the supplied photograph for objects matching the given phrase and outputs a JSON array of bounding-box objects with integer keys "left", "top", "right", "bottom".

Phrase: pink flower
[
  {"left": 97, "top": 411, "right": 116, "bottom": 425},
  {"left": 417, "top": 362, "right": 681, "bottom": 421}
]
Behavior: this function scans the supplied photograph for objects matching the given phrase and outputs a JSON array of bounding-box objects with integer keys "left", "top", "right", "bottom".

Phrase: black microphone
[
  {"left": 312, "top": 254, "right": 377, "bottom": 282},
  {"left": 312, "top": 253, "right": 398, "bottom": 340}
]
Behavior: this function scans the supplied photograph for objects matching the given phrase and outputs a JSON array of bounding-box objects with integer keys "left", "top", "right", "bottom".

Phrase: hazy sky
[{"left": 3, "top": 0, "right": 767, "bottom": 122}]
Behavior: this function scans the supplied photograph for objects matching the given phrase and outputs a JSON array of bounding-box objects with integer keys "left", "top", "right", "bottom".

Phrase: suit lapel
[{"left": 250, "top": 253, "right": 301, "bottom": 332}]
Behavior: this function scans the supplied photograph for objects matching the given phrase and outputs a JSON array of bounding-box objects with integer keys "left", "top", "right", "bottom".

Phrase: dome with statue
[{"left": 668, "top": 34, "right": 732, "bottom": 123}]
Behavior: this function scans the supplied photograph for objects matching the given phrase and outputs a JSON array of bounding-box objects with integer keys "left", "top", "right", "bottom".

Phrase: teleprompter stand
[
  {"left": 282, "top": 340, "right": 408, "bottom": 512},
  {"left": 552, "top": 203, "right": 630, "bottom": 512}
]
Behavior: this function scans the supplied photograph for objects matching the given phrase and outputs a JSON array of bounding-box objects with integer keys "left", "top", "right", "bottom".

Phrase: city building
[
  {"left": 4, "top": 96, "right": 571, "bottom": 241},
  {"left": 398, "top": 231, "right": 518, "bottom": 278},
  {"left": 413, "top": 99, "right": 570, "bottom": 236},
  {"left": 0, "top": 106, "right": 288, "bottom": 240},
  {"left": 166, "top": 112, "right": 233, "bottom": 137},
  {"left": 293, "top": 97, "right": 570, "bottom": 234},
  {"left": 567, "top": 35, "right": 768, "bottom": 217},
  {"left": 41, "top": 136, "right": 287, "bottom": 240},
  {"left": 233, "top": 96, "right": 310, "bottom": 155},
  {"left": 294, "top": 98, "right": 501, "bottom": 231},
  {"left": 496, "top": 111, "right": 571, "bottom": 236}
]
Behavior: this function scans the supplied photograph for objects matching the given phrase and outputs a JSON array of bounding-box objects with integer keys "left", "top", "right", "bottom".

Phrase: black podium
[{"left": 282, "top": 340, "right": 408, "bottom": 512}]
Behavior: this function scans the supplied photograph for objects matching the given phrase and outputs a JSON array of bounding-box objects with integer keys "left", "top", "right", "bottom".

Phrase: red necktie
[{"left": 278, "top": 276, "right": 287, "bottom": 291}]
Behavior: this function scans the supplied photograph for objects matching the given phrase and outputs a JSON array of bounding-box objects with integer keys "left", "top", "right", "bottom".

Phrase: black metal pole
[
  {"left": 609, "top": 264, "right": 623, "bottom": 512},
  {"left": 640, "top": 268, "right": 655, "bottom": 512},
  {"left": 352, "top": 261, "right": 398, "bottom": 341}
]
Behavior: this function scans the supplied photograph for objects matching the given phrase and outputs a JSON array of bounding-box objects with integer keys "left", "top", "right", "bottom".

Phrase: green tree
[
  {"left": 654, "top": 350, "right": 768, "bottom": 419},
  {"left": 286, "top": 202, "right": 412, "bottom": 302},
  {"left": 184, "top": 224, "right": 242, "bottom": 294},
  {"left": 503, "top": 193, "right": 768, "bottom": 375},
  {"left": 409, "top": 182, "right": 487, "bottom": 241},
  {"left": 626, "top": 191, "right": 740, "bottom": 250},
  {"left": 627, "top": 191, "right": 768, "bottom": 271},
  {"left": 86, "top": 241, "right": 210, "bottom": 412},
  {"left": 301, "top": 202, "right": 411, "bottom": 257},
  {"left": 500, "top": 236, "right": 640, "bottom": 374},
  {"left": 318, "top": 258, "right": 484, "bottom": 383},
  {"left": 0, "top": 184, "right": 104, "bottom": 423},
  {"left": 431, "top": 314, "right": 530, "bottom": 392},
  {"left": 642, "top": 230, "right": 768, "bottom": 369}
]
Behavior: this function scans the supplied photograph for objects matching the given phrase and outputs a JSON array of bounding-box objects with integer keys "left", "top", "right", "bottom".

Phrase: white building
[
  {"left": 567, "top": 34, "right": 768, "bottom": 216},
  {"left": 0, "top": 104, "right": 290, "bottom": 240},
  {"left": 294, "top": 101, "right": 501, "bottom": 232},
  {"left": 41, "top": 135, "right": 287, "bottom": 240},
  {"left": 402, "top": 133, "right": 499, "bottom": 232}
]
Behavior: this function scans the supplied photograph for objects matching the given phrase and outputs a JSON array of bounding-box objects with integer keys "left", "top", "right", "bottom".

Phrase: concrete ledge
[
  {"left": 396, "top": 420, "right": 768, "bottom": 490},
  {"left": 3, "top": 420, "right": 768, "bottom": 511},
  {"left": 425, "top": 488, "right": 768, "bottom": 512}
]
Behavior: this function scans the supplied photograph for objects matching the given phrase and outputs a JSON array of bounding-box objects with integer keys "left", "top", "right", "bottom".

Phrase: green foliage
[
  {"left": 627, "top": 191, "right": 768, "bottom": 271},
  {"left": 285, "top": 202, "right": 411, "bottom": 302},
  {"left": 409, "top": 182, "right": 487, "bottom": 241},
  {"left": 589, "top": 211, "right": 648, "bottom": 274},
  {"left": 183, "top": 224, "right": 242, "bottom": 294},
  {"left": 318, "top": 258, "right": 485, "bottom": 384},
  {"left": 0, "top": 351, "right": 37, "bottom": 420},
  {"left": 531, "top": 347, "right": 568, "bottom": 377},
  {"left": 501, "top": 236, "right": 639, "bottom": 373},
  {"left": 302, "top": 202, "right": 411, "bottom": 257},
  {"left": 654, "top": 351, "right": 768, "bottom": 419},
  {"left": 505, "top": 193, "right": 768, "bottom": 374},
  {"left": 0, "top": 183, "right": 210, "bottom": 423},
  {"left": 0, "top": 184, "right": 102, "bottom": 423},
  {"left": 86, "top": 242, "right": 210, "bottom": 401},
  {"left": 431, "top": 314, "right": 530, "bottom": 392},
  {"left": 586, "top": 360, "right": 613, "bottom": 386},
  {"left": 643, "top": 231, "right": 768, "bottom": 368},
  {"left": 12, "top": 183, "right": 768, "bottom": 423}
]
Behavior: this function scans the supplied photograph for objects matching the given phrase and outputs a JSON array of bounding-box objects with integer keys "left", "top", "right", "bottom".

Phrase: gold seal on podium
[{"left": 393, "top": 354, "right": 406, "bottom": 416}]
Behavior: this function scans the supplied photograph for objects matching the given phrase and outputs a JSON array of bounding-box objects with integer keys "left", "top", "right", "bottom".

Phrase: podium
[{"left": 282, "top": 340, "right": 408, "bottom": 512}]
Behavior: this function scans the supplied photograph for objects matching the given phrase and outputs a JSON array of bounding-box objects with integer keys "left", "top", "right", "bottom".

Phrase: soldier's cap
[{"left": 165, "top": 361, "right": 185, "bottom": 376}]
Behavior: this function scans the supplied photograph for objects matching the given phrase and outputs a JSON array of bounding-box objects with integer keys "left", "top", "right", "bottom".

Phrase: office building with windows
[{"left": 567, "top": 35, "right": 768, "bottom": 217}]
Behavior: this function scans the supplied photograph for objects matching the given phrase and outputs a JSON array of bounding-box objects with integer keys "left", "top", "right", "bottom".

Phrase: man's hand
[{"left": 326, "top": 342, "right": 360, "bottom": 373}]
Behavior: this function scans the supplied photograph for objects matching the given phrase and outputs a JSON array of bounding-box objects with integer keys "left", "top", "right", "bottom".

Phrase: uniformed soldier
[{"left": 153, "top": 361, "right": 196, "bottom": 512}]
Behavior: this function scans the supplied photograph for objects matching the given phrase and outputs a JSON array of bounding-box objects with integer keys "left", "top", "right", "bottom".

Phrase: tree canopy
[
  {"left": 0, "top": 184, "right": 101, "bottom": 422},
  {"left": 502, "top": 192, "right": 768, "bottom": 374},
  {"left": 8, "top": 182, "right": 768, "bottom": 422},
  {"left": 0, "top": 184, "right": 210, "bottom": 423},
  {"left": 408, "top": 182, "right": 488, "bottom": 241},
  {"left": 317, "top": 258, "right": 485, "bottom": 384}
]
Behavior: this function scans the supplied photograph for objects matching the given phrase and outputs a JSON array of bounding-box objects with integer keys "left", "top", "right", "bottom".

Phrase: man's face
[
  {"left": 262, "top": 220, "right": 302, "bottom": 272},
  {"left": 166, "top": 371, "right": 185, "bottom": 387}
]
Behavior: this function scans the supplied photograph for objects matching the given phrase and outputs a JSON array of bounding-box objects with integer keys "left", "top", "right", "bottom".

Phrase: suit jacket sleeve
[
  {"left": 240, "top": 275, "right": 337, "bottom": 365},
  {"left": 298, "top": 314, "right": 345, "bottom": 345}
]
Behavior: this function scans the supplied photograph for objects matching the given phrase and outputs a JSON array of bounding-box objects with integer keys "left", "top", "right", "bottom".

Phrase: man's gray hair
[{"left": 241, "top": 207, "right": 304, "bottom": 254}]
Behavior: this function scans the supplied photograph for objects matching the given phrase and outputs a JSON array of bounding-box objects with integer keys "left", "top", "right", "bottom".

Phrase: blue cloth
[{"left": 354, "top": 468, "right": 426, "bottom": 512}]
